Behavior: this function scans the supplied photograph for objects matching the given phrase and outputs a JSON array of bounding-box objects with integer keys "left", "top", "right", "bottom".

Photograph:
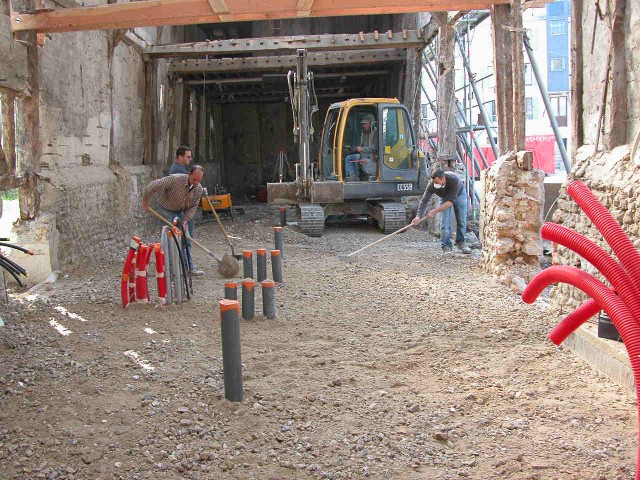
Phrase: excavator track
[
  {"left": 298, "top": 204, "right": 325, "bottom": 237},
  {"left": 378, "top": 202, "right": 406, "bottom": 234}
]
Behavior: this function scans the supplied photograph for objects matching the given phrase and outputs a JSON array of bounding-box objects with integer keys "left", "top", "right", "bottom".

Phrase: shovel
[
  {"left": 202, "top": 188, "right": 241, "bottom": 260},
  {"left": 345, "top": 215, "right": 428, "bottom": 257},
  {"left": 148, "top": 207, "right": 240, "bottom": 278}
]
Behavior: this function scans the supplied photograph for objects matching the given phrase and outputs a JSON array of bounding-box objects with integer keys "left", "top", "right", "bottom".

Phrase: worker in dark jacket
[{"left": 412, "top": 169, "right": 470, "bottom": 254}]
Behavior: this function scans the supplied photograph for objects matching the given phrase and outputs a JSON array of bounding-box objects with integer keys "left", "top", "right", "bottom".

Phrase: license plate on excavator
[{"left": 396, "top": 183, "right": 412, "bottom": 192}]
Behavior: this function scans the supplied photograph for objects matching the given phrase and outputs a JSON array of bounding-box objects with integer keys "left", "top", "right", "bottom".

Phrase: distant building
[{"left": 422, "top": 1, "right": 571, "bottom": 175}]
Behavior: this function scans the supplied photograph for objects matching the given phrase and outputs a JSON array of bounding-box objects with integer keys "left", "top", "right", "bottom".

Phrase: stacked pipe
[
  {"left": 160, "top": 225, "right": 191, "bottom": 305},
  {"left": 121, "top": 232, "right": 180, "bottom": 308},
  {"left": 0, "top": 240, "right": 34, "bottom": 288},
  {"left": 521, "top": 180, "right": 640, "bottom": 478}
]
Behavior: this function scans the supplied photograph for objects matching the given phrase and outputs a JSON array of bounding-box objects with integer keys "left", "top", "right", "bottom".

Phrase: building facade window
[
  {"left": 549, "top": 18, "right": 566, "bottom": 35},
  {"left": 525, "top": 97, "right": 535, "bottom": 120},
  {"left": 524, "top": 64, "right": 533, "bottom": 86},
  {"left": 549, "top": 57, "right": 567, "bottom": 72},
  {"left": 550, "top": 95, "right": 568, "bottom": 127}
]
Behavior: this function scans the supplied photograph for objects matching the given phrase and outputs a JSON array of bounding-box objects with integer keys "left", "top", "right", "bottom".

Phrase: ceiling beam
[
  {"left": 145, "top": 30, "right": 425, "bottom": 58},
  {"left": 206, "top": 0, "right": 234, "bottom": 21},
  {"left": 11, "top": 0, "right": 511, "bottom": 34},
  {"left": 170, "top": 49, "right": 405, "bottom": 74},
  {"left": 183, "top": 69, "right": 389, "bottom": 85}
]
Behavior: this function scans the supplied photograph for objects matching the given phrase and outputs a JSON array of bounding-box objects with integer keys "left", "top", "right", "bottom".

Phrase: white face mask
[{"left": 434, "top": 183, "right": 444, "bottom": 189}]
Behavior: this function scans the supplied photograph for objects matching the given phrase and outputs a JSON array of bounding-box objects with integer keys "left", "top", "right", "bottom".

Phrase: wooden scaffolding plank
[{"left": 11, "top": 0, "right": 511, "bottom": 33}]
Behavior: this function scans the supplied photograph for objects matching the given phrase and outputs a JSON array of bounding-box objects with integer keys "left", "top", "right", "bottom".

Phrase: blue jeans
[
  {"left": 344, "top": 153, "right": 361, "bottom": 178},
  {"left": 440, "top": 191, "right": 468, "bottom": 248},
  {"left": 155, "top": 204, "right": 196, "bottom": 270}
]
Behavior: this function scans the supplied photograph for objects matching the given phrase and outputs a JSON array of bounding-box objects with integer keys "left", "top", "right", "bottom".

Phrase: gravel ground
[{"left": 0, "top": 204, "right": 637, "bottom": 480}]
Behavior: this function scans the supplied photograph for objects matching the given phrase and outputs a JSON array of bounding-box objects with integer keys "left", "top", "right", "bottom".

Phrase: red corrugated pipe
[
  {"left": 568, "top": 181, "right": 640, "bottom": 291},
  {"left": 135, "top": 244, "right": 150, "bottom": 304},
  {"left": 524, "top": 180, "right": 640, "bottom": 478},
  {"left": 120, "top": 237, "right": 139, "bottom": 308},
  {"left": 542, "top": 223, "right": 640, "bottom": 322},
  {"left": 154, "top": 243, "right": 167, "bottom": 306}
]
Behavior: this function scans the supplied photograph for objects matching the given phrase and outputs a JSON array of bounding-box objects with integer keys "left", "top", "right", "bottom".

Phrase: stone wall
[
  {"left": 550, "top": 145, "right": 640, "bottom": 314},
  {"left": 481, "top": 152, "right": 544, "bottom": 291}
]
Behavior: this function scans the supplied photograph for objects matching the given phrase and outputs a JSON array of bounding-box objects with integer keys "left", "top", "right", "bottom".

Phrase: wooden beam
[
  {"left": 432, "top": 12, "right": 457, "bottom": 164},
  {"left": 606, "top": 0, "right": 627, "bottom": 150},
  {"left": 296, "top": 0, "right": 315, "bottom": 16},
  {"left": 570, "top": 0, "right": 583, "bottom": 156},
  {"left": 145, "top": 30, "right": 427, "bottom": 58},
  {"left": 491, "top": 5, "right": 514, "bottom": 155},
  {"left": 11, "top": 0, "right": 512, "bottom": 34},
  {"left": 169, "top": 49, "right": 406, "bottom": 74},
  {"left": 206, "top": 0, "right": 234, "bottom": 21}
]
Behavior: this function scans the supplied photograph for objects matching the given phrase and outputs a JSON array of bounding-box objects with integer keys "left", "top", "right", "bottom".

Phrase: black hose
[
  {"left": 177, "top": 221, "right": 193, "bottom": 296},
  {"left": 0, "top": 258, "right": 24, "bottom": 287},
  {"left": 0, "top": 242, "right": 33, "bottom": 255},
  {"left": 0, "top": 254, "right": 27, "bottom": 276},
  {"left": 168, "top": 226, "right": 190, "bottom": 302}
]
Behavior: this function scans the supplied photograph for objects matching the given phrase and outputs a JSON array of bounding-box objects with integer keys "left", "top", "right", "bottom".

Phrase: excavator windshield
[{"left": 381, "top": 106, "right": 415, "bottom": 170}]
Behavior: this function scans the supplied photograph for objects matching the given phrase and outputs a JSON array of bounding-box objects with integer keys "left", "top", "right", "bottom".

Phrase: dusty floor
[{"left": 0, "top": 205, "right": 637, "bottom": 480}]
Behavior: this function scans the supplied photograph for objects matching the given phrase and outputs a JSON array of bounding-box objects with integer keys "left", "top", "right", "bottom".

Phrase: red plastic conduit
[
  {"left": 154, "top": 244, "right": 167, "bottom": 306},
  {"left": 568, "top": 181, "right": 640, "bottom": 291},
  {"left": 523, "top": 266, "right": 640, "bottom": 478},
  {"left": 548, "top": 298, "right": 601, "bottom": 345},
  {"left": 120, "top": 238, "right": 138, "bottom": 308},
  {"left": 542, "top": 223, "right": 640, "bottom": 322}
]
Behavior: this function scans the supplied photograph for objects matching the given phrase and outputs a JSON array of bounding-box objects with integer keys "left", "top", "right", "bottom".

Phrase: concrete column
[{"left": 219, "top": 299, "right": 243, "bottom": 402}]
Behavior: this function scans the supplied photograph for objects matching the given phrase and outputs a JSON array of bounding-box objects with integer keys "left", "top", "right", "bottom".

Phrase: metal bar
[
  {"left": 146, "top": 31, "right": 427, "bottom": 58},
  {"left": 454, "top": 33, "right": 499, "bottom": 160},
  {"left": 523, "top": 34, "right": 571, "bottom": 172},
  {"left": 169, "top": 49, "right": 406, "bottom": 74},
  {"left": 184, "top": 69, "right": 390, "bottom": 85}
]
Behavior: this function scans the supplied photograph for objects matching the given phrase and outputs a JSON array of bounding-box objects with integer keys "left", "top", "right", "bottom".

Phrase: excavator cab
[{"left": 320, "top": 99, "right": 420, "bottom": 184}]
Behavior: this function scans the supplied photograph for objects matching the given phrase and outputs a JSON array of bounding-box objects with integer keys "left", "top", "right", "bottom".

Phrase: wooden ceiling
[{"left": 11, "top": 0, "right": 510, "bottom": 34}]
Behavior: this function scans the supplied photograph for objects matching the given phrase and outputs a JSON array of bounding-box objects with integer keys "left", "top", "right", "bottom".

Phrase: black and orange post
[
  {"left": 242, "top": 250, "right": 253, "bottom": 279},
  {"left": 274, "top": 226, "right": 284, "bottom": 259},
  {"left": 279, "top": 206, "right": 287, "bottom": 227},
  {"left": 219, "top": 299, "right": 243, "bottom": 402},
  {"left": 224, "top": 281, "right": 238, "bottom": 300},
  {"left": 241, "top": 278, "right": 256, "bottom": 320},
  {"left": 271, "top": 250, "right": 283, "bottom": 283},
  {"left": 262, "top": 280, "right": 276, "bottom": 319},
  {"left": 256, "top": 248, "right": 267, "bottom": 282}
]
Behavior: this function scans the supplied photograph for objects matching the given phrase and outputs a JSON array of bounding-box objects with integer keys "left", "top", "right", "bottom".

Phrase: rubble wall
[
  {"left": 550, "top": 145, "right": 640, "bottom": 313},
  {"left": 481, "top": 153, "right": 544, "bottom": 290}
]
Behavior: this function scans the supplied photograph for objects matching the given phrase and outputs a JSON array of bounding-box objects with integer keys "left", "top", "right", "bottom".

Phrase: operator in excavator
[{"left": 344, "top": 114, "right": 378, "bottom": 181}]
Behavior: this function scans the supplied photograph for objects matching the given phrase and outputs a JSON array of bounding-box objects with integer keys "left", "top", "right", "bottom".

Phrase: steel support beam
[
  {"left": 523, "top": 35, "right": 571, "bottom": 172},
  {"left": 146, "top": 31, "right": 426, "bottom": 58},
  {"left": 170, "top": 50, "right": 406, "bottom": 74}
]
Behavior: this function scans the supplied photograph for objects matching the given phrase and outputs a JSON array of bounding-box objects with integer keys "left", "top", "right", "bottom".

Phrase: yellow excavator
[{"left": 267, "top": 49, "right": 428, "bottom": 236}]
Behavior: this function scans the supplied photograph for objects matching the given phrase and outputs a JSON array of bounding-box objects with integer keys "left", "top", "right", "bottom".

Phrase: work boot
[
  {"left": 345, "top": 175, "right": 359, "bottom": 182},
  {"left": 190, "top": 268, "right": 205, "bottom": 276},
  {"left": 457, "top": 242, "right": 471, "bottom": 254},
  {"left": 441, "top": 245, "right": 453, "bottom": 253}
]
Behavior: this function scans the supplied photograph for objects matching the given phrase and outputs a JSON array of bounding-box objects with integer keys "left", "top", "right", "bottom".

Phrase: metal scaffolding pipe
[
  {"left": 423, "top": 51, "right": 489, "bottom": 169},
  {"left": 453, "top": 35, "right": 500, "bottom": 160},
  {"left": 523, "top": 35, "right": 572, "bottom": 173}
]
